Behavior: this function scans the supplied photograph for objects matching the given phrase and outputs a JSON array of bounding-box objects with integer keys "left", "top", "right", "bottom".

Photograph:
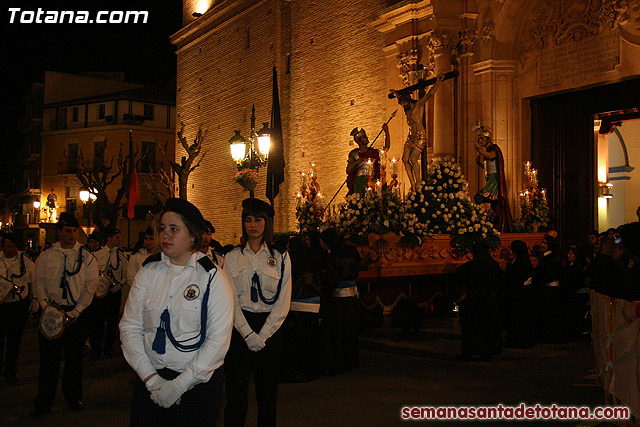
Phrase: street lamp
[
  {"left": 229, "top": 104, "right": 271, "bottom": 197},
  {"left": 33, "top": 199, "right": 41, "bottom": 224},
  {"left": 79, "top": 187, "right": 97, "bottom": 229}
]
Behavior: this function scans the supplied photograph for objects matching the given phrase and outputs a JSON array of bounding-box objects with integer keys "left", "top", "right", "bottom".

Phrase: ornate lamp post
[
  {"left": 79, "top": 187, "right": 97, "bottom": 231},
  {"left": 229, "top": 105, "right": 270, "bottom": 197},
  {"left": 33, "top": 199, "right": 41, "bottom": 223}
]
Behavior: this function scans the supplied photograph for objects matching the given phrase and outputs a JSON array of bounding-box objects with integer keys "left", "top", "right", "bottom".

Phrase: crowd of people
[
  {"left": 2, "top": 194, "right": 639, "bottom": 424},
  {"left": 0, "top": 197, "right": 364, "bottom": 426},
  {"left": 455, "top": 222, "right": 640, "bottom": 362}
]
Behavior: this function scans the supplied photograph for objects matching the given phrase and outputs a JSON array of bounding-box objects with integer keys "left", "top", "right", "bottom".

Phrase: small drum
[
  {"left": 39, "top": 304, "right": 67, "bottom": 340},
  {"left": 95, "top": 273, "right": 113, "bottom": 299},
  {"left": 0, "top": 277, "right": 14, "bottom": 303}
]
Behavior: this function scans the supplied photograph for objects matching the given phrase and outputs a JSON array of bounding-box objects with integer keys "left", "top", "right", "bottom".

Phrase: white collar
[{"left": 160, "top": 251, "right": 201, "bottom": 270}]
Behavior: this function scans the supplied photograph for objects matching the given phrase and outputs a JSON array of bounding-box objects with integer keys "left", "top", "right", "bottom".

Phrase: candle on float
[
  {"left": 541, "top": 188, "right": 547, "bottom": 203},
  {"left": 390, "top": 157, "right": 398, "bottom": 176},
  {"left": 365, "top": 186, "right": 373, "bottom": 200},
  {"left": 531, "top": 169, "right": 538, "bottom": 187},
  {"left": 301, "top": 172, "right": 308, "bottom": 188},
  {"left": 365, "top": 159, "right": 373, "bottom": 176},
  {"left": 375, "top": 180, "right": 382, "bottom": 194},
  {"left": 310, "top": 162, "right": 317, "bottom": 177},
  {"left": 296, "top": 192, "right": 302, "bottom": 209}
]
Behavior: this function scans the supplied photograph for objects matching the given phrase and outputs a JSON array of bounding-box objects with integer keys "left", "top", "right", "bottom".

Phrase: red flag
[{"left": 127, "top": 130, "right": 138, "bottom": 219}]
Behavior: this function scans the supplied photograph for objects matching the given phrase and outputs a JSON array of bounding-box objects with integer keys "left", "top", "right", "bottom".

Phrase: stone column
[
  {"left": 470, "top": 59, "right": 518, "bottom": 215},
  {"left": 430, "top": 34, "right": 455, "bottom": 159}
]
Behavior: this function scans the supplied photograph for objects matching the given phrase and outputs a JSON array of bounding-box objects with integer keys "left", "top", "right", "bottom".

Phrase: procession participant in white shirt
[
  {"left": 126, "top": 226, "right": 157, "bottom": 287},
  {"left": 0, "top": 233, "right": 36, "bottom": 383},
  {"left": 91, "top": 227, "right": 128, "bottom": 359},
  {"left": 80, "top": 231, "right": 101, "bottom": 352},
  {"left": 223, "top": 198, "right": 292, "bottom": 427},
  {"left": 30, "top": 212, "right": 99, "bottom": 418},
  {"left": 201, "top": 220, "right": 224, "bottom": 268},
  {"left": 86, "top": 231, "right": 101, "bottom": 253},
  {"left": 120, "top": 198, "right": 234, "bottom": 427}
]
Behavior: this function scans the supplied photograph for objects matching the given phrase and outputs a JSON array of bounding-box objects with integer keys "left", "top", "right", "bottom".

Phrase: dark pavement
[{"left": 0, "top": 316, "right": 611, "bottom": 426}]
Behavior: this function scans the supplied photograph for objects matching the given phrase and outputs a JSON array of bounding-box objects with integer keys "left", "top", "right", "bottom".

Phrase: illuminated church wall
[
  {"left": 173, "top": 0, "right": 640, "bottom": 244},
  {"left": 173, "top": 0, "right": 387, "bottom": 244}
]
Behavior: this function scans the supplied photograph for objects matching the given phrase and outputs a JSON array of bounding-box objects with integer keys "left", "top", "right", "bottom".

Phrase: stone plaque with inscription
[{"left": 539, "top": 30, "right": 620, "bottom": 87}]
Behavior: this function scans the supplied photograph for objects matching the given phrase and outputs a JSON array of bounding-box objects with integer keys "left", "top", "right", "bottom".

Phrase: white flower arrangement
[{"left": 406, "top": 156, "right": 501, "bottom": 255}]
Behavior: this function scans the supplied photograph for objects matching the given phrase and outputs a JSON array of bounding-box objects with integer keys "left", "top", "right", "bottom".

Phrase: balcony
[
  {"left": 122, "top": 114, "right": 145, "bottom": 125},
  {"left": 57, "top": 160, "right": 109, "bottom": 175},
  {"left": 14, "top": 213, "right": 40, "bottom": 228},
  {"left": 18, "top": 138, "right": 42, "bottom": 163}
]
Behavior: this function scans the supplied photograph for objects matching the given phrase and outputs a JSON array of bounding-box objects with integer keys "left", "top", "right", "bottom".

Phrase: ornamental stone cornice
[
  {"left": 470, "top": 59, "right": 517, "bottom": 75},
  {"left": 371, "top": 0, "right": 433, "bottom": 33}
]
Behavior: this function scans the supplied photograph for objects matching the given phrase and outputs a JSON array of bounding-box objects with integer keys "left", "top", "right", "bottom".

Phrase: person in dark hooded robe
[{"left": 455, "top": 241, "right": 503, "bottom": 361}]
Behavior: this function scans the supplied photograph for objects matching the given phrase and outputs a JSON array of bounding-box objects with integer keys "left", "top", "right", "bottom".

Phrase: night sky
[{"left": 1, "top": 0, "right": 183, "bottom": 189}]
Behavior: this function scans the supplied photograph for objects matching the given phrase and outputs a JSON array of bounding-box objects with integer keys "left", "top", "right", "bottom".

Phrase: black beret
[
  {"left": 242, "top": 198, "right": 275, "bottom": 218},
  {"left": 88, "top": 231, "right": 102, "bottom": 242},
  {"left": 57, "top": 212, "right": 80, "bottom": 228},
  {"left": 204, "top": 220, "right": 215, "bottom": 234},
  {"left": 2, "top": 232, "right": 20, "bottom": 247},
  {"left": 105, "top": 227, "right": 121, "bottom": 238},
  {"left": 165, "top": 198, "right": 207, "bottom": 231},
  {"left": 143, "top": 226, "right": 154, "bottom": 236}
]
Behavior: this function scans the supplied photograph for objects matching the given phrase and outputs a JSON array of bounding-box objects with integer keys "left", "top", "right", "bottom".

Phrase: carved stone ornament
[
  {"left": 517, "top": 0, "right": 634, "bottom": 67},
  {"left": 396, "top": 49, "right": 420, "bottom": 87},
  {"left": 458, "top": 22, "right": 495, "bottom": 54},
  {"left": 395, "top": 37, "right": 436, "bottom": 87}
]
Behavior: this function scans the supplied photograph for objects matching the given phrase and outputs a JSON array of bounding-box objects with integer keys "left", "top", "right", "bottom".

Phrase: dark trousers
[
  {"left": 88, "top": 289, "right": 121, "bottom": 354},
  {"left": 130, "top": 367, "right": 224, "bottom": 427},
  {"left": 281, "top": 310, "right": 320, "bottom": 379},
  {"left": 34, "top": 309, "right": 87, "bottom": 409},
  {"left": 224, "top": 311, "right": 282, "bottom": 427},
  {"left": 320, "top": 296, "right": 360, "bottom": 373},
  {"left": 0, "top": 298, "right": 29, "bottom": 379}
]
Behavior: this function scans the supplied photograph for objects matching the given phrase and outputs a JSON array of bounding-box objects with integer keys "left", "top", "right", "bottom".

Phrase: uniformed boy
[{"left": 30, "top": 212, "right": 99, "bottom": 418}]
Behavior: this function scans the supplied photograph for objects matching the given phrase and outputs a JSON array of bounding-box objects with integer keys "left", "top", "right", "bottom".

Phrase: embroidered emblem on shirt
[
  {"left": 267, "top": 257, "right": 276, "bottom": 267},
  {"left": 184, "top": 284, "right": 200, "bottom": 300}
]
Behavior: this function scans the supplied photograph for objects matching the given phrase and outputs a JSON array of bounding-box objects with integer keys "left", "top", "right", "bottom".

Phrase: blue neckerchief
[
  {"left": 152, "top": 268, "right": 217, "bottom": 354},
  {"left": 106, "top": 248, "right": 123, "bottom": 285},
  {"left": 251, "top": 253, "right": 287, "bottom": 305},
  {"left": 59, "top": 247, "right": 85, "bottom": 304}
]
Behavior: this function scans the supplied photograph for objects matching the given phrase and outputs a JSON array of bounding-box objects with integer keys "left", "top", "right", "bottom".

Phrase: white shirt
[
  {"left": 223, "top": 243, "right": 291, "bottom": 340},
  {"left": 0, "top": 251, "right": 35, "bottom": 303},
  {"left": 127, "top": 248, "right": 150, "bottom": 287},
  {"left": 203, "top": 247, "right": 224, "bottom": 269},
  {"left": 95, "top": 246, "right": 129, "bottom": 288},
  {"left": 34, "top": 242, "right": 99, "bottom": 317},
  {"left": 120, "top": 251, "right": 234, "bottom": 389}
]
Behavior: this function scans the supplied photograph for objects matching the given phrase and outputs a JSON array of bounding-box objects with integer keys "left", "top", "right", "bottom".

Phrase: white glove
[
  {"left": 245, "top": 331, "right": 266, "bottom": 352},
  {"left": 150, "top": 379, "right": 187, "bottom": 408},
  {"left": 29, "top": 299, "right": 40, "bottom": 314},
  {"left": 145, "top": 374, "right": 168, "bottom": 393}
]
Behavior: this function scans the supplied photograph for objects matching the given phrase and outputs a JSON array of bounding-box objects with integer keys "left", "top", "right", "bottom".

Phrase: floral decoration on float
[{"left": 405, "top": 156, "right": 501, "bottom": 256}]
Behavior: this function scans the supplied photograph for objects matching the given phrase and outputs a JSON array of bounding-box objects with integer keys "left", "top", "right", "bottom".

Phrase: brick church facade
[{"left": 172, "top": 0, "right": 640, "bottom": 245}]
